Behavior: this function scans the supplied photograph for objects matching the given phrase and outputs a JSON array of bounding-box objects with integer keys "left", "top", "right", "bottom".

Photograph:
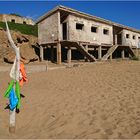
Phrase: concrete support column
[
  {"left": 98, "top": 45, "right": 102, "bottom": 60},
  {"left": 67, "top": 47, "right": 71, "bottom": 64},
  {"left": 40, "top": 45, "right": 44, "bottom": 61},
  {"left": 115, "top": 34, "right": 117, "bottom": 45},
  {"left": 85, "top": 45, "right": 88, "bottom": 52},
  {"left": 56, "top": 11, "right": 61, "bottom": 64},
  {"left": 109, "top": 47, "right": 112, "bottom": 60},
  {"left": 57, "top": 11, "right": 61, "bottom": 40},
  {"left": 121, "top": 49, "right": 125, "bottom": 59},
  {"left": 57, "top": 42, "right": 61, "bottom": 64},
  {"left": 84, "top": 45, "right": 88, "bottom": 62},
  {"left": 51, "top": 46, "right": 54, "bottom": 62},
  {"left": 110, "top": 54, "right": 112, "bottom": 60},
  {"left": 136, "top": 48, "right": 139, "bottom": 57}
]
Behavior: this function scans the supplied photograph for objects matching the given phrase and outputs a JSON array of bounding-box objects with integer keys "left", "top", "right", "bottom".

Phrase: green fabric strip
[{"left": 4, "top": 80, "right": 14, "bottom": 98}]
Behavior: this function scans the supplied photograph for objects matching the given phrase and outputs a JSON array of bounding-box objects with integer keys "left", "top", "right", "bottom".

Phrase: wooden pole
[
  {"left": 9, "top": 104, "right": 16, "bottom": 133},
  {"left": 5, "top": 19, "right": 22, "bottom": 133},
  {"left": 10, "top": 80, "right": 17, "bottom": 133},
  {"left": 9, "top": 56, "right": 20, "bottom": 133},
  {"left": 5, "top": 19, "right": 18, "bottom": 133}
]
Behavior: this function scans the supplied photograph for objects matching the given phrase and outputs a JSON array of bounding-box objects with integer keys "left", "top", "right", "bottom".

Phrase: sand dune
[{"left": 0, "top": 60, "right": 140, "bottom": 139}]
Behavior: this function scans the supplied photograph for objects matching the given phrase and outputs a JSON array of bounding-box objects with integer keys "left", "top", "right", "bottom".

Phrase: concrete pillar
[
  {"left": 84, "top": 45, "right": 88, "bottom": 62},
  {"left": 40, "top": 45, "right": 44, "bottom": 61},
  {"left": 85, "top": 45, "right": 88, "bottom": 52},
  {"left": 110, "top": 54, "right": 112, "bottom": 60},
  {"left": 115, "top": 34, "right": 117, "bottom": 45},
  {"left": 57, "top": 42, "right": 61, "bottom": 64},
  {"left": 121, "top": 49, "right": 125, "bottom": 59},
  {"left": 98, "top": 45, "right": 102, "bottom": 60},
  {"left": 136, "top": 48, "right": 139, "bottom": 57},
  {"left": 57, "top": 11, "right": 61, "bottom": 40},
  {"left": 56, "top": 11, "right": 61, "bottom": 64},
  {"left": 51, "top": 46, "right": 54, "bottom": 62},
  {"left": 67, "top": 47, "right": 71, "bottom": 64}
]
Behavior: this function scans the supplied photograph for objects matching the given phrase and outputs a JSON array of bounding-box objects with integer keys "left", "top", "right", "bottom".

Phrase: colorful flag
[
  {"left": 4, "top": 80, "right": 14, "bottom": 98},
  {"left": 9, "top": 88, "right": 18, "bottom": 111},
  {"left": 20, "top": 62, "right": 28, "bottom": 86}
]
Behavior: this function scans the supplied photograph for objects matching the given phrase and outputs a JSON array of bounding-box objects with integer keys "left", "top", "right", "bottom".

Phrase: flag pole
[
  {"left": 5, "top": 18, "right": 20, "bottom": 133},
  {"left": 9, "top": 107, "right": 16, "bottom": 133}
]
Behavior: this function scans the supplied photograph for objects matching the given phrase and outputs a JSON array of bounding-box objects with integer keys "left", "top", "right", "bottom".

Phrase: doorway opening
[
  {"left": 117, "top": 34, "right": 122, "bottom": 45},
  {"left": 62, "top": 22, "right": 68, "bottom": 40}
]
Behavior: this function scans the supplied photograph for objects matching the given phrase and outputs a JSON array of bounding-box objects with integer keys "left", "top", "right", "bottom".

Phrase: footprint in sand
[
  {"left": 104, "top": 128, "right": 113, "bottom": 135},
  {"left": 100, "top": 133, "right": 109, "bottom": 139},
  {"left": 100, "top": 120, "right": 117, "bottom": 138},
  {"left": 100, "top": 114, "right": 107, "bottom": 120}
]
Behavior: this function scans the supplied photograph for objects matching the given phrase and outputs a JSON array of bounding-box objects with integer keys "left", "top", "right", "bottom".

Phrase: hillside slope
[
  {"left": 0, "top": 21, "right": 38, "bottom": 36},
  {"left": 0, "top": 24, "right": 39, "bottom": 64}
]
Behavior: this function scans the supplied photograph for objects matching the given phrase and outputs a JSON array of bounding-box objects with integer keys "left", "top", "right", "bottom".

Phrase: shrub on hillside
[{"left": 0, "top": 21, "right": 38, "bottom": 37}]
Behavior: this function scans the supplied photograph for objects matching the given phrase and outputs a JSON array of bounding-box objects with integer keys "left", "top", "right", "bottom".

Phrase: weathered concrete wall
[
  {"left": 68, "top": 15, "right": 113, "bottom": 45},
  {"left": 122, "top": 29, "right": 140, "bottom": 47},
  {"left": 0, "top": 14, "right": 34, "bottom": 25},
  {"left": 38, "top": 12, "right": 59, "bottom": 45},
  {"left": 37, "top": 11, "right": 140, "bottom": 47}
]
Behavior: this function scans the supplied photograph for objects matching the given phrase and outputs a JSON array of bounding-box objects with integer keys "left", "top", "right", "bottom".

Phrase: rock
[
  {"left": 0, "top": 29, "right": 39, "bottom": 64},
  {"left": 20, "top": 42, "right": 38, "bottom": 62}
]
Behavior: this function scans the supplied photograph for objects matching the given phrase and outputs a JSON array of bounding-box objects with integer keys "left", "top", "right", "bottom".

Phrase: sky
[{"left": 0, "top": 1, "right": 140, "bottom": 30}]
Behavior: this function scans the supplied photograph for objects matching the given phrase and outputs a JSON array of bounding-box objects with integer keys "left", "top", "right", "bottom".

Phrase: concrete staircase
[
  {"left": 76, "top": 42, "right": 96, "bottom": 62},
  {"left": 61, "top": 41, "right": 96, "bottom": 62},
  {"left": 126, "top": 46, "right": 135, "bottom": 57},
  {"left": 102, "top": 45, "right": 118, "bottom": 60}
]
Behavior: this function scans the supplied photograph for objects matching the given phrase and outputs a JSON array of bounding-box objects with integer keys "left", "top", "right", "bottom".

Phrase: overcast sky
[{"left": 0, "top": 1, "right": 140, "bottom": 30}]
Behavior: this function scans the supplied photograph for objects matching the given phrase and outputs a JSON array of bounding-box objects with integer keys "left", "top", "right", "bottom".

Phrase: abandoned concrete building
[
  {"left": 36, "top": 5, "right": 140, "bottom": 64},
  {"left": 0, "top": 14, "right": 35, "bottom": 25}
]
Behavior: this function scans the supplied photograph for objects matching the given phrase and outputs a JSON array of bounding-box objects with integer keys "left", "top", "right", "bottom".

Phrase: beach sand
[{"left": 1, "top": 60, "right": 140, "bottom": 139}]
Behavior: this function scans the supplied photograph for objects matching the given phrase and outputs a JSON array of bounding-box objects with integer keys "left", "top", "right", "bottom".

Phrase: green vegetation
[{"left": 0, "top": 21, "right": 38, "bottom": 37}]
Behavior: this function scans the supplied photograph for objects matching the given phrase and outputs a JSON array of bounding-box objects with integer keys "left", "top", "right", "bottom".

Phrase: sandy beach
[{"left": 0, "top": 60, "right": 140, "bottom": 139}]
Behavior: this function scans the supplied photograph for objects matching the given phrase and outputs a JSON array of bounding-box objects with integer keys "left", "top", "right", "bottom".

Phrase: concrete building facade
[
  {"left": 36, "top": 5, "right": 140, "bottom": 64},
  {"left": 0, "top": 14, "right": 35, "bottom": 25}
]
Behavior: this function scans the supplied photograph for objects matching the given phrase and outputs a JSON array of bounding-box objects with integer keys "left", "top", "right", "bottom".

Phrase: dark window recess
[
  {"left": 11, "top": 19, "right": 15, "bottom": 23},
  {"left": 91, "top": 26, "right": 97, "bottom": 33},
  {"left": 126, "top": 34, "right": 130, "bottom": 38},
  {"left": 103, "top": 29, "right": 109, "bottom": 35},
  {"left": 133, "top": 35, "right": 136, "bottom": 39},
  {"left": 23, "top": 21, "right": 26, "bottom": 24},
  {"left": 76, "top": 23, "right": 84, "bottom": 30}
]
